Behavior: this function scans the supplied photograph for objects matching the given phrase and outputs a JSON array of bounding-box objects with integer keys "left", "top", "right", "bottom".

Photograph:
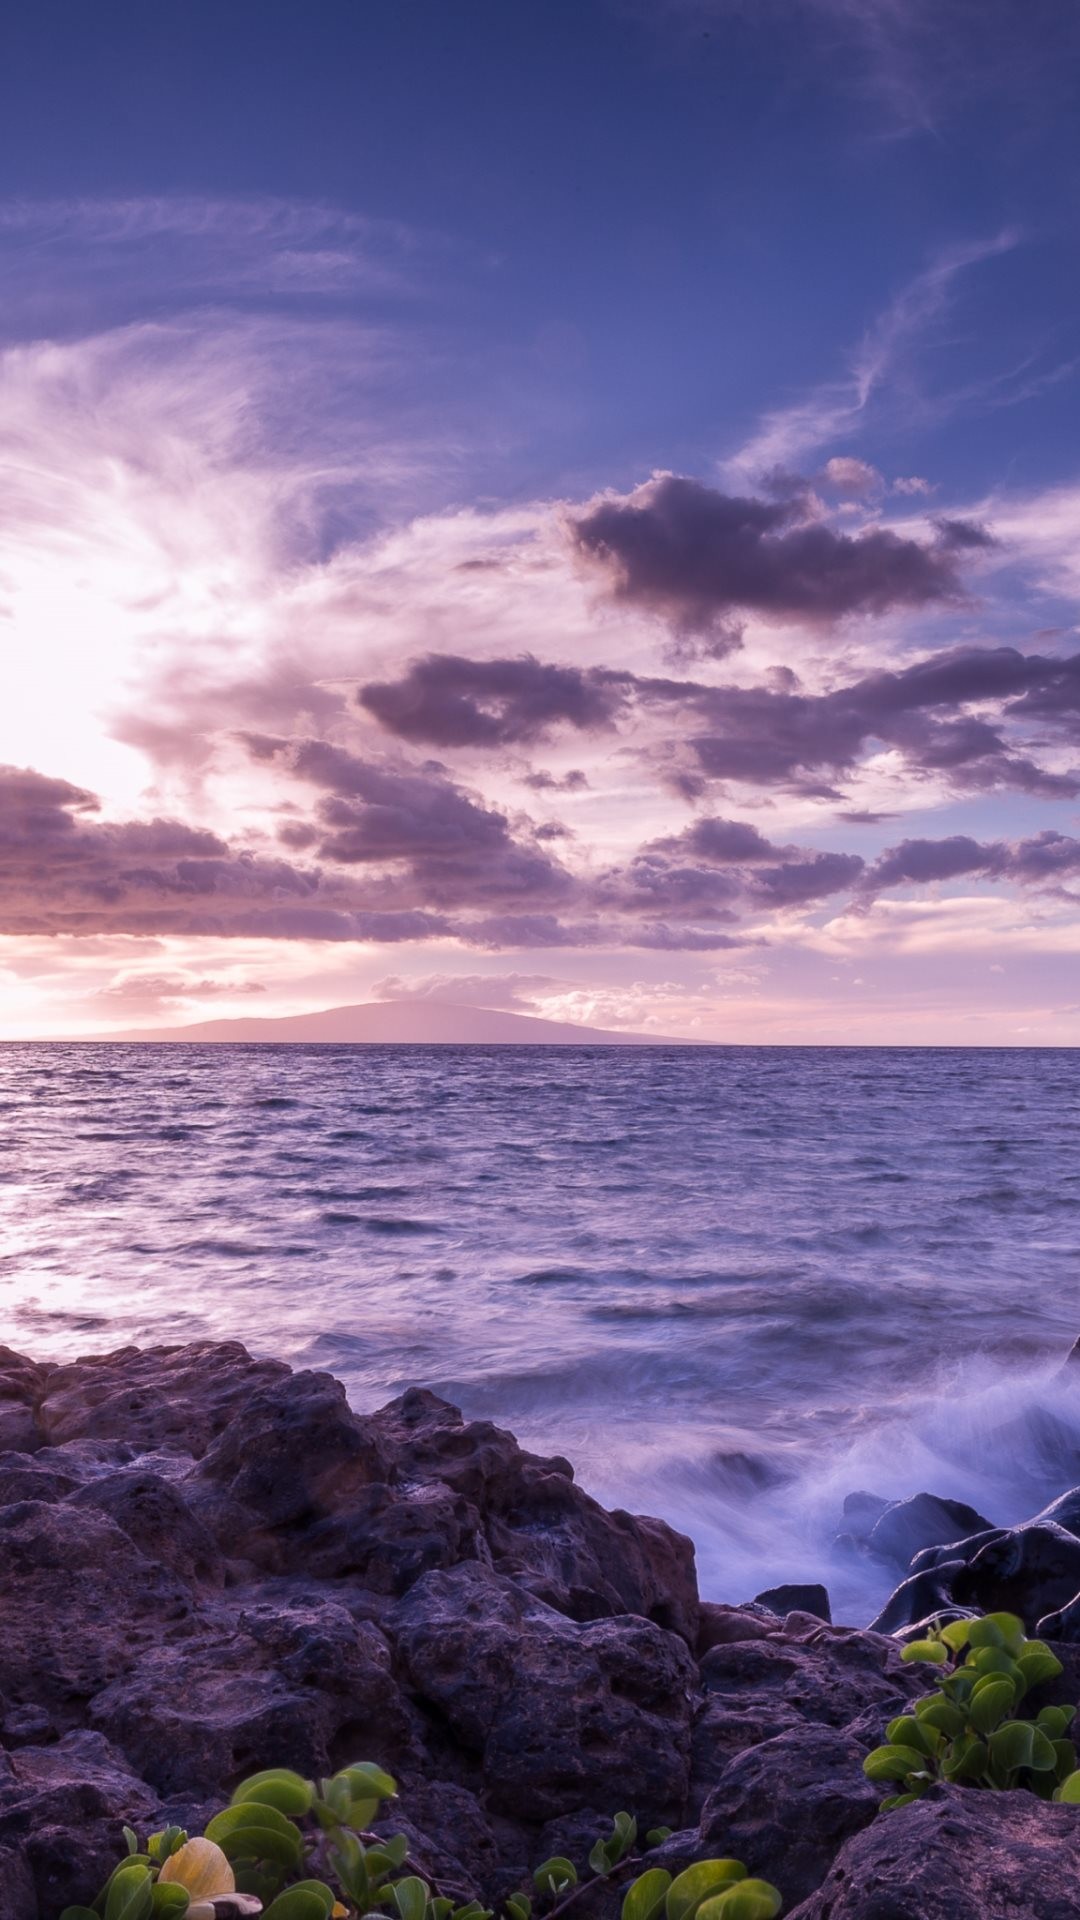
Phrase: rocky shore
[{"left": 1, "top": 1340, "right": 1078, "bottom": 1920}]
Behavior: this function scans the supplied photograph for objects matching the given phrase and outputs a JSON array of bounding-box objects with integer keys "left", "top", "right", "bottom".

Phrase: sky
[{"left": 4, "top": 0, "right": 1080, "bottom": 1042}]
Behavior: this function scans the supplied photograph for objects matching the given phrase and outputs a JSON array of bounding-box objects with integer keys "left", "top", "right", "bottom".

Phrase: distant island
[{"left": 92, "top": 996, "right": 679, "bottom": 1045}]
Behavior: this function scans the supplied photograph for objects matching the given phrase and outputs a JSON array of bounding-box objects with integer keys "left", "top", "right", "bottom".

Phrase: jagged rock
[
  {"left": 89, "top": 1596, "right": 412, "bottom": 1796},
  {"left": 864, "top": 1492, "right": 995, "bottom": 1570},
  {"left": 788, "top": 1783, "right": 1080, "bottom": 1919},
  {"left": 38, "top": 1341, "right": 289, "bottom": 1453},
  {"left": 0, "top": 1499, "right": 193, "bottom": 1720},
  {"left": 389, "top": 1562, "right": 695, "bottom": 1822},
  {"left": 752, "top": 1582, "right": 831, "bottom": 1622},
  {"left": 69, "top": 1470, "right": 226, "bottom": 1587},
  {"left": 697, "top": 1603, "right": 779, "bottom": 1652},
  {"left": 0, "top": 1348, "right": 47, "bottom": 1454},
  {"left": 698, "top": 1622, "right": 922, "bottom": 1732},
  {"left": 874, "top": 1520, "right": 1080, "bottom": 1630},
  {"left": 0, "top": 1730, "right": 160, "bottom": 1917},
  {"left": 377, "top": 1390, "right": 700, "bottom": 1645},
  {"left": 694, "top": 1712, "right": 885, "bottom": 1909}
]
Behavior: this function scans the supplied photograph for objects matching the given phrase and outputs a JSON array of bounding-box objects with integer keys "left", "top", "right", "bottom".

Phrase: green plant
[
  {"left": 862, "top": 1610, "right": 1077, "bottom": 1808},
  {"left": 61, "top": 1764, "right": 784, "bottom": 1920}
]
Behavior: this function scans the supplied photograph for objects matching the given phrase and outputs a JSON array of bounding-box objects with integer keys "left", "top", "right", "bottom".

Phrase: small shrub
[
  {"left": 862, "top": 1610, "right": 1079, "bottom": 1808},
  {"left": 62, "top": 1764, "right": 783, "bottom": 1920}
]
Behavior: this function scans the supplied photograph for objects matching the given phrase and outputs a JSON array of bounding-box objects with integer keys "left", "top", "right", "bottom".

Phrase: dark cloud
[
  {"left": 933, "top": 516, "right": 997, "bottom": 551},
  {"left": 359, "top": 652, "right": 628, "bottom": 747},
  {"left": 244, "top": 733, "right": 573, "bottom": 909},
  {"left": 863, "top": 829, "right": 1080, "bottom": 894},
  {"left": 633, "top": 815, "right": 867, "bottom": 913},
  {"left": 683, "top": 646, "right": 1080, "bottom": 796},
  {"left": 568, "top": 473, "right": 964, "bottom": 630},
  {"left": 522, "top": 768, "right": 590, "bottom": 792}
]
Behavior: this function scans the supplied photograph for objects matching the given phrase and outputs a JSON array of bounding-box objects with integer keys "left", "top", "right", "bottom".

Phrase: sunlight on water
[{"left": 0, "top": 1043, "right": 1077, "bottom": 1621}]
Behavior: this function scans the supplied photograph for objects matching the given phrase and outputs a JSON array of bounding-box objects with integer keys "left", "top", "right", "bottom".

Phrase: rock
[
  {"left": 1037, "top": 1591, "right": 1080, "bottom": 1641},
  {"left": 0, "top": 1499, "right": 193, "bottom": 1719},
  {"left": 69, "top": 1470, "right": 226, "bottom": 1587},
  {"left": 881, "top": 1521, "right": 1080, "bottom": 1630},
  {"left": 752, "top": 1583, "right": 831, "bottom": 1622},
  {"left": 788, "top": 1783, "right": 1080, "bottom": 1919},
  {"left": 1032, "top": 1486, "right": 1080, "bottom": 1537},
  {"left": 697, "top": 1604, "right": 779, "bottom": 1653},
  {"left": 698, "top": 1623, "right": 921, "bottom": 1734},
  {"left": 696, "top": 1713, "right": 885, "bottom": 1909},
  {"left": 0, "top": 1730, "right": 160, "bottom": 1918},
  {"left": 389, "top": 1562, "right": 695, "bottom": 1823},
  {"left": 0, "top": 1347, "right": 46, "bottom": 1454},
  {"left": 377, "top": 1390, "right": 700, "bottom": 1646},
  {"left": 38, "top": 1341, "right": 289, "bottom": 1454},
  {"left": 89, "top": 1595, "right": 411, "bottom": 1797},
  {"left": 864, "top": 1492, "right": 995, "bottom": 1570}
]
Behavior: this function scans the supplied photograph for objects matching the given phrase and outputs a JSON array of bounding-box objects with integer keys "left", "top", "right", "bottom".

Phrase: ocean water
[{"left": 1, "top": 1042, "right": 1078, "bottom": 1623}]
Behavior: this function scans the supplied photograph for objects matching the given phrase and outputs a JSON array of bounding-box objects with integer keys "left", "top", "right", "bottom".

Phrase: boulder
[
  {"left": 698, "top": 1623, "right": 921, "bottom": 1733},
  {"left": 38, "top": 1341, "right": 289, "bottom": 1454},
  {"left": 389, "top": 1562, "right": 695, "bottom": 1823},
  {"left": 752, "top": 1583, "right": 831, "bottom": 1622},
  {"left": 0, "top": 1347, "right": 47, "bottom": 1454},
  {"left": 69, "top": 1470, "right": 226, "bottom": 1587},
  {"left": 0, "top": 1730, "right": 160, "bottom": 1918},
  {"left": 696, "top": 1713, "right": 885, "bottom": 1909},
  {"left": 864, "top": 1493, "right": 995, "bottom": 1570},
  {"left": 788, "top": 1784, "right": 1080, "bottom": 1919},
  {"left": 880, "top": 1521, "right": 1080, "bottom": 1629}
]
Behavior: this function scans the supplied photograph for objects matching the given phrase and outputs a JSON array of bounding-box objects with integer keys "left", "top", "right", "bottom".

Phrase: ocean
[{"left": 1, "top": 1042, "right": 1077, "bottom": 1622}]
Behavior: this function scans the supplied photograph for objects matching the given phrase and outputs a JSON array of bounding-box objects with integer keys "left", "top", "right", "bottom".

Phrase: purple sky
[{"left": 4, "top": 1, "right": 1080, "bottom": 1040}]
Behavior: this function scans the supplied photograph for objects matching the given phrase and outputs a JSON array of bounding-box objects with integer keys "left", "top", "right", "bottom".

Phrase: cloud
[
  {"left": 815, "top": 456, "right": 884, "bottom": 499},
  {"left": 568, "top": 473, "right": 964, "bottom": 631},
  {"left": 682, "top": 644, "right": 1080, "bottom": 796},
  {"left": 370, "top": 970, "right": 553, "bottom": 1010},
  {"left": 359, "top": 651, "right": 629, "bottom": 746}
]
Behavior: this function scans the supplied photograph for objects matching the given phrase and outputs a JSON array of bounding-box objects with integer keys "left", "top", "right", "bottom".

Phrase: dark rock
[
  {"left": 840, "top": 1491, "right": 889, "bottom": 1537},
  {"left": 867, "top": 1559, "right": 968, "bottom": 1634},
  {"left": 0, "top": 1730, "right": 160, "bottom": 1918},
  {"left": 0, "top": 1347, "right": 46, "bottom": 1454},
  {"left": 69, "top": 1470, "right": 226, "bottom": 1587},
  {"left": 378, "top": 1390, "right": 700, "bottom": 1646},
  {"left": 885, "top": 1521, "right": 1080, "bottom": 1630},
  {"left": 1037, "top": 1591, "right": 1080, "bottom": 1641},
  {"left": 788, "top": 1783, "right": 1080, "bottom": 1919},
  {"left": 752, "top": 1582, "right": 831, "bottom": 1622},
  {"left": 697, "top": 1603, "right": 779, "bottom": 1653},
  {"left": 1032, "top": 1485, "right": 1080, "bottom": 1537},
  {"left": 0, "top": 1499, "right": 193, "bottom": 1718},
  {"left": 89, "top": 1595, "right": 411, "bottom": 1797},
  {"left": 38, "top": 1341, "right": 289, "bottom": 1454},
  {"left": 865, "top": 1492, "right": 995, "bottom": 1570},
  {"left": 389, "top": 1562, "right": 695, "bottom": 1823},
  {"left": 698, "top": 1622, "right": 921, "bottom": 1732},
  {"left": 696, "top": 1712, "right": 885, "bottom": 1909}
]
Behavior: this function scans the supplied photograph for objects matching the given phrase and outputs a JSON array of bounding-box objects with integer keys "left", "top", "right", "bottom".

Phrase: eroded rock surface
[{"left": 0, "top": 1340, "right": 1078, "bottom": 1920}]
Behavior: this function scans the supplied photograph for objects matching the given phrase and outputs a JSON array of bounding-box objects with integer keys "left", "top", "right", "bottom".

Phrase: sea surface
[{"left": 1, "top": 1043, "right": 1078, "bottom": 1622}]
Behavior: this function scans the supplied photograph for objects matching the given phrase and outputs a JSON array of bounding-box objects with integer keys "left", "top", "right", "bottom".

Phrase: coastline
[{"left": 1, "top": 1339, "right": 1078, "bottom": 1918}]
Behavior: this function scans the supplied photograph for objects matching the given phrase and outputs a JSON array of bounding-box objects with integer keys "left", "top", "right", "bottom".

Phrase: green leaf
[
  {"left": 332, "top": 1762, "right": 398, "bottom": 1801},
  {"left": 393, "top": 1875, "right": 431, "bottom": 1920},
  {"left": 1015, "top": 1647, "right": 1064, "bottom": 1692},
  {"left": 939, "top": 1619, "right": 973, "bottom": 1653},
  {"left": 589, "top": 1840, "right": 613, "bottom": 1877},
  {"left": 205, "top": 1802, "right": 304, "bottom": 1867},
  {"left": 989, "top": 1721, "right": 1039, "bottom": 1772},
  {"left": 697, "top": 1882, "right": 782, "bottom": 1920},
  {"left": 622, "top": 1869, "right": 673, "bottom": 1920},
  {"left": 231, "top": 1769, "right": 315, "bottom": 1818},
  {"left": 914, "top": 1696, "right": 966, "bottom": 1740},
  {"left": 977, "top": 1612, "right": 1026, "bottom": 1654},
  {"left": 149, "top": 1888, "right": 190, "bottom": 1917},
  {"left": 646, "top": 1829, "right": 673, "bottom": 1849},
  {"left": 1053, "top": 1739, "right": 1077, "bottom": 1780},
  {"left": 506, "top": 1896, "right": 532, "bottom": 1920},
  {"left": 879, "top": 1790, "right": 923, "bottom": 1810},
  {"left": 862, "top": 1744, "right": 926, "bottom": 1783},
  {"left": 968, "top": 1680, "right": 1015, "bottom": 1735},
  {"left": 60, "top": 1910, "right": 100, "bottom": 1919},
  {"left": 262, "top": 1894, "right": 335, "bottom": 1920},
  {"left": 665, "top": 1861, "right": 746, "bottom": 1920},
  {"left": 1055, "top": 1770, "right": 1080, "bottom": 1803},
  {"left": 900, "top": 1639, "right": 947, "bottom": 1664},
  {"left": 966, "top": 1617, "right": 1006, "bottom": 1650},
  {"left": 105, "top": 1866, "right": 155, "bottom": 1920},
  {"left": 533, "top": 1857, "right": 577, "bottom": 1897},
  {"left": 943, "top": 1733, "right": 988, "bottom": 1781},
  {"left": 886, "top": 1715, "right": 938, "bottom": 1757}
]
